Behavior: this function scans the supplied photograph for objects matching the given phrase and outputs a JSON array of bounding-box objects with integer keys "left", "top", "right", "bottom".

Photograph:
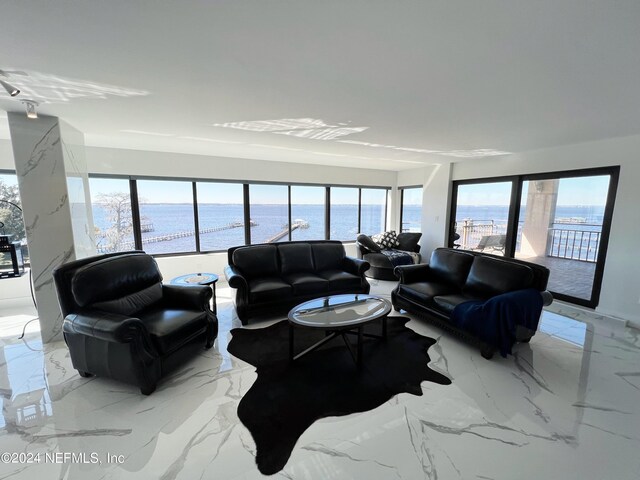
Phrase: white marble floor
[{"left": 0, "top": 281, "right": 639, "bottom": 479}]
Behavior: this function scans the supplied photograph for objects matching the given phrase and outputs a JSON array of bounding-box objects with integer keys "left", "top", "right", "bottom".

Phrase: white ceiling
[{"left": 1, "top": 1, "right": 639, "bottom": 171}]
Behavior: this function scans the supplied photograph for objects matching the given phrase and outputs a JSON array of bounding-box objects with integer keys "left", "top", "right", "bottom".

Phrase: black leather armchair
[{"left": 53, "top": 251, "right": 218, "bottom": 395}]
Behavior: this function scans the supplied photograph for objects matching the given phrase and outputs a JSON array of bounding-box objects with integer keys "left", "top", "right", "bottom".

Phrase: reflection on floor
[{"left": 0, "top": 281, "right": 639, "bottom": 479}]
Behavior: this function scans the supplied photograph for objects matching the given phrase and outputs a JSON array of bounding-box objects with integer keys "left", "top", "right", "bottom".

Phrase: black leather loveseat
[
  {"left": 53, "top": 251, "right": 218, "bottom": 395},
  {"left": 392, "top": 248, "right": 553, "bottom": 359},
  {"left": 225, "top": 240, "right": 370, "bottom": 324}
]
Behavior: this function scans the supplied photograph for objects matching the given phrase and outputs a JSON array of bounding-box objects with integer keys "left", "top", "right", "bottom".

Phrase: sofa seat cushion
[
  {"left": 248, "top": 278, "right": 293, "bottom": 303},
  {"left": 320, "top": 269, "right": 363, "bottom": 291},
  {"left": 139, "top": 307, "right": 208, "bottom": 355},
  {"left": 397, "top": 282, "right": 454, "bottom": 304},
  {"left": 284, "top": 273, "right": 328, "bottom": 296},
  {"left": 432, "top": 293, "right": 486, "bottom": 315}
]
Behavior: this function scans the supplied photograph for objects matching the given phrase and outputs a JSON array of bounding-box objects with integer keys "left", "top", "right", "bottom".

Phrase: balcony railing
[
  {"left": 457, "top": 219, "right": 507, "bottom": 250},
  {"left": 547, "top": 228, "right": 600, "bottom": 262},
  {"left": 456, "top": 219, "right": 602, "bottom": 263}
]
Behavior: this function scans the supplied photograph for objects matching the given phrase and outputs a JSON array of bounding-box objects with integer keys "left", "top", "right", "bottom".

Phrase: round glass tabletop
[
  {"left": 288, "top": 294, "right": 391, "bottom": 328},
  {"left": 170, "top": 273, "right": 219, "bottom": 286}
]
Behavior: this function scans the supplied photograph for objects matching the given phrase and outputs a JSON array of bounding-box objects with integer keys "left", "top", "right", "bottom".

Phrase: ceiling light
[
  {"left": 0, "top": 79, "right": 20, "bottom": 97},
  {"left": 21, "top": 100, "right": 39, "bottom": 119}
]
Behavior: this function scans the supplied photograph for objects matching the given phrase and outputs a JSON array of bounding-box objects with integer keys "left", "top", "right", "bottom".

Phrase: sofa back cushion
[
  {"left": 312, "top": 242, "right": 346, "bottom": 271},
  {"left": 279, "top": 243, "right": 314, "bottom": 275},
  {"left": 429, "top": 249, "right": 474, "bottom": 288},
  {"left": 232, "top": 245, "right": 279, "bottom": 279},
  {"left": 71, "top": 254, "right": 163, "bottom": 314},
  {"left": 463, "top": 256, "right": 535, "bottom": 298}
]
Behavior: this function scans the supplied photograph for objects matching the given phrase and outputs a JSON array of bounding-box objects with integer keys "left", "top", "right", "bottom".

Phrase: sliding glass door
[
  {"left": 451, "top": 180, "right": 515, "bottom": 257},
  {"left": 450, "top": 167, "right": 619, "bottom": 308},
  {"left": 514, "top": 173, "right": 615, "bottom": 305}
]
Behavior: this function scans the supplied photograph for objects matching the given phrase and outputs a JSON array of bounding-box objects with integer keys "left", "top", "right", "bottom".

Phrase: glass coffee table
[{"left": 288, "top": 294, "right": 392, "bottom": 367}]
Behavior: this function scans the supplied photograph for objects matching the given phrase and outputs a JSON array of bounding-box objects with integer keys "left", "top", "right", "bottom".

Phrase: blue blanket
[
  {"left": 451, "top": 288, "right": 543, "bottom": 357},
  {"left": 380, "top": 249, "right": 415, "bottom": 267}
]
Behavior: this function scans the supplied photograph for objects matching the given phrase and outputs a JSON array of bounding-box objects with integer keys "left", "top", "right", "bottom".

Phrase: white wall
[
  {"left": 452, "top": 134, "right": 640, "bottom": 325},
  {"left": 85, "top": 146, "right": 396, "bottom": 187}
]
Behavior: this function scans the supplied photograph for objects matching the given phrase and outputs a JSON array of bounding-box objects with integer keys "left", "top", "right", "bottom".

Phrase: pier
[
  {"left": 265, "top": 219, "right": 309, "bottom": 243},
  {"left": 99, "top": 220, "right": 258, "bottom": 252}
]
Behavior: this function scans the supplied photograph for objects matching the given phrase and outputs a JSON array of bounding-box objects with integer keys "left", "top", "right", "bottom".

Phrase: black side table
[{"left": 170, "top": 273, "right": 219, "bottom": 314}]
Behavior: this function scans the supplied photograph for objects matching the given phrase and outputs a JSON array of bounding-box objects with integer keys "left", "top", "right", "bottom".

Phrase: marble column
[
  {"left": 520, "top": 179, "right": 559, "bottom": 258},
  {"left": 8, "top": 113, "right": 96, "bottom": 343}
]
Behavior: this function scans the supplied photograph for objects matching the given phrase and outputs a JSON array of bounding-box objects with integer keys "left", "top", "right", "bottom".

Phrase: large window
[
  {"left": 400, "top": 187, "right": 423, "bottom": 233},
  {"left": 137, "top": 179, "right": 196, "bottom": 254},
  {"left": 451, "top": 181, "right": 513, "bottom": 257},
  {"left": 515, "top": 175, "right": 612, "bottom": 303},
  {"left": 330, "top": 187, "right": 359, "bottom": 241},
  {"left": 87, "top": 176, "right": 391, "bottom": 256},
  {"left": 249, "top": 184, "right": 289, "bottom": 244},
  {"left": 0, "top": 172, "right": 28, "bottom": 263},
  {"left": 291, "top": 186, "right": 325, "bottom": 241},
  {"left": 360, "top": 188, "right": 387, "bottom": 235},
  {"left": 197, "top": 182, "right": 245, "bottom": 251},
  {"left": 450, "top": 167, "right": 619, "bottom": 307},
  {"left": 90, "top": 177, "right": 136, "bottom": 254}
]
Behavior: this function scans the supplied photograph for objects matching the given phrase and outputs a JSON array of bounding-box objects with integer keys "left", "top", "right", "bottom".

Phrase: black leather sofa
[
  {"left": 53, "top": 251, "right": 218, "bottom": 395},
  {"left": 392, "top": 248, "right": 553, "bottom": 358},
  {"left": 224, "top": 240, "right": 370, "bottom": 324},
  {"left": 356, "top": 232, "right": 422, "bottom": 280}
]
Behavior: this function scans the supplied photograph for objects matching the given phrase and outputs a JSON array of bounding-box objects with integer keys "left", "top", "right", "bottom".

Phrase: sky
[{"left": 456, "top": 176, "right": 611, "bottom": 206}]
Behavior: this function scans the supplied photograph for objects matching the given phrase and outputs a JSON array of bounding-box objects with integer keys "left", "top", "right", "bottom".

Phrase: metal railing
[
  {"left": 547, "top": 228, "right": 601, "bottom": 262},
  {"left": 457, "top": 219, "right": 507, "bottom": 251}
]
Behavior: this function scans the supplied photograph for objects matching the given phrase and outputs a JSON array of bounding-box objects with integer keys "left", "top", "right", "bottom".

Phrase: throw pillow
[{"left": 372, "top": 230, "right": 400, "bottom": 249}]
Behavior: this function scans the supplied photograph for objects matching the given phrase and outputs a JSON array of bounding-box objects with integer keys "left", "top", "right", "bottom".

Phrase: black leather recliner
[
  {"left": 356, "top": 232, "right": 422, "bottom": 280},
  {"left": 53, "top": 251, "right": 218, "bottom": 395}
]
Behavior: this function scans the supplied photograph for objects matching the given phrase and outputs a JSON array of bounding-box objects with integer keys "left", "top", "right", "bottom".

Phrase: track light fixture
[
  {"left": 0, "top": 79, "right": 20, "bottom": 97},
  {"left": 21, "top": 100, "right": 39, "bottom": 119}
]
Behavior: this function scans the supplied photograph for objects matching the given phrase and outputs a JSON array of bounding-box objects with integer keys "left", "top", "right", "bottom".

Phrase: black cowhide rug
[{"left": 227, "top": 316, "right": 451, "bottom": 475}]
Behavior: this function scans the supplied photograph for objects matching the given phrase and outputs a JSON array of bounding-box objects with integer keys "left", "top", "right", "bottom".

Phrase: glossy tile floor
[{"left": 1, "top": 281, "right": 639, "bottom": 479}]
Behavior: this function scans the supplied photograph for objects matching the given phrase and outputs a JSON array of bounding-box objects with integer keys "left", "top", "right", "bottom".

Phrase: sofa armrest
[
  {"left": 224, "top": 265, "right": 248, "bottom": 290},
  {"left": 342, "top": 256, "right": 370, "bottom": 276},
  {"left": 394, "top": 263, "right": 432, "bottom": 283},
  {"left": 63, "top": 310, "right": 150, "bottom": 344},
  {"left": 541, "top": 290, "right": 553, "bottom": 306},
  {"left": 162, "top": 284, "right": 212, "bottom": 311}
]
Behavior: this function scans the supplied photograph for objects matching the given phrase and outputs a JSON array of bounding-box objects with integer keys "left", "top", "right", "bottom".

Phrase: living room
[{"left": 1, "top": 2, "right": 639, "bottom": 479}]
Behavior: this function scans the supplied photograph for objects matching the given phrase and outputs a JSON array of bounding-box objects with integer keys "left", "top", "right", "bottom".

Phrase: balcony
[{"left": 456, "top": 219, "right": 600, "bottom": 301}]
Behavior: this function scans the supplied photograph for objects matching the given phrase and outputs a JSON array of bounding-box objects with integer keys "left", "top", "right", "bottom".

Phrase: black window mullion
[
  {"left": 325, "top": 187, "right": 331, "bottom": 240},
  {"left": 399, "top": 189, "right": 405, "bottom": 233},
  {"left": 357, "top": 188, "right": 362, "bottom": 233},
  {"left": 129, "top": 179, "right": 143, "bottom": 251},
  {"left": 288, "top": 185, "right": 292, "bottom": 241},
  {"left": 192, "top": 182, "right": 201, "bottom": 252},
  {"left": 243, "top": 184, "right": 251, "bottom": 245},
  {"left": 504, "top": 177, "right": 521, "bottom": 258}
]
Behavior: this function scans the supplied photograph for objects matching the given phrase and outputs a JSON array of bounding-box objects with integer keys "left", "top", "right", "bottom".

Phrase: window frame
[
  {"left": 88, "top": 173, "right": 391, "bottom": 257},
  {"left": 449, "top": 166, "right": 620, "bottom": 308}
]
